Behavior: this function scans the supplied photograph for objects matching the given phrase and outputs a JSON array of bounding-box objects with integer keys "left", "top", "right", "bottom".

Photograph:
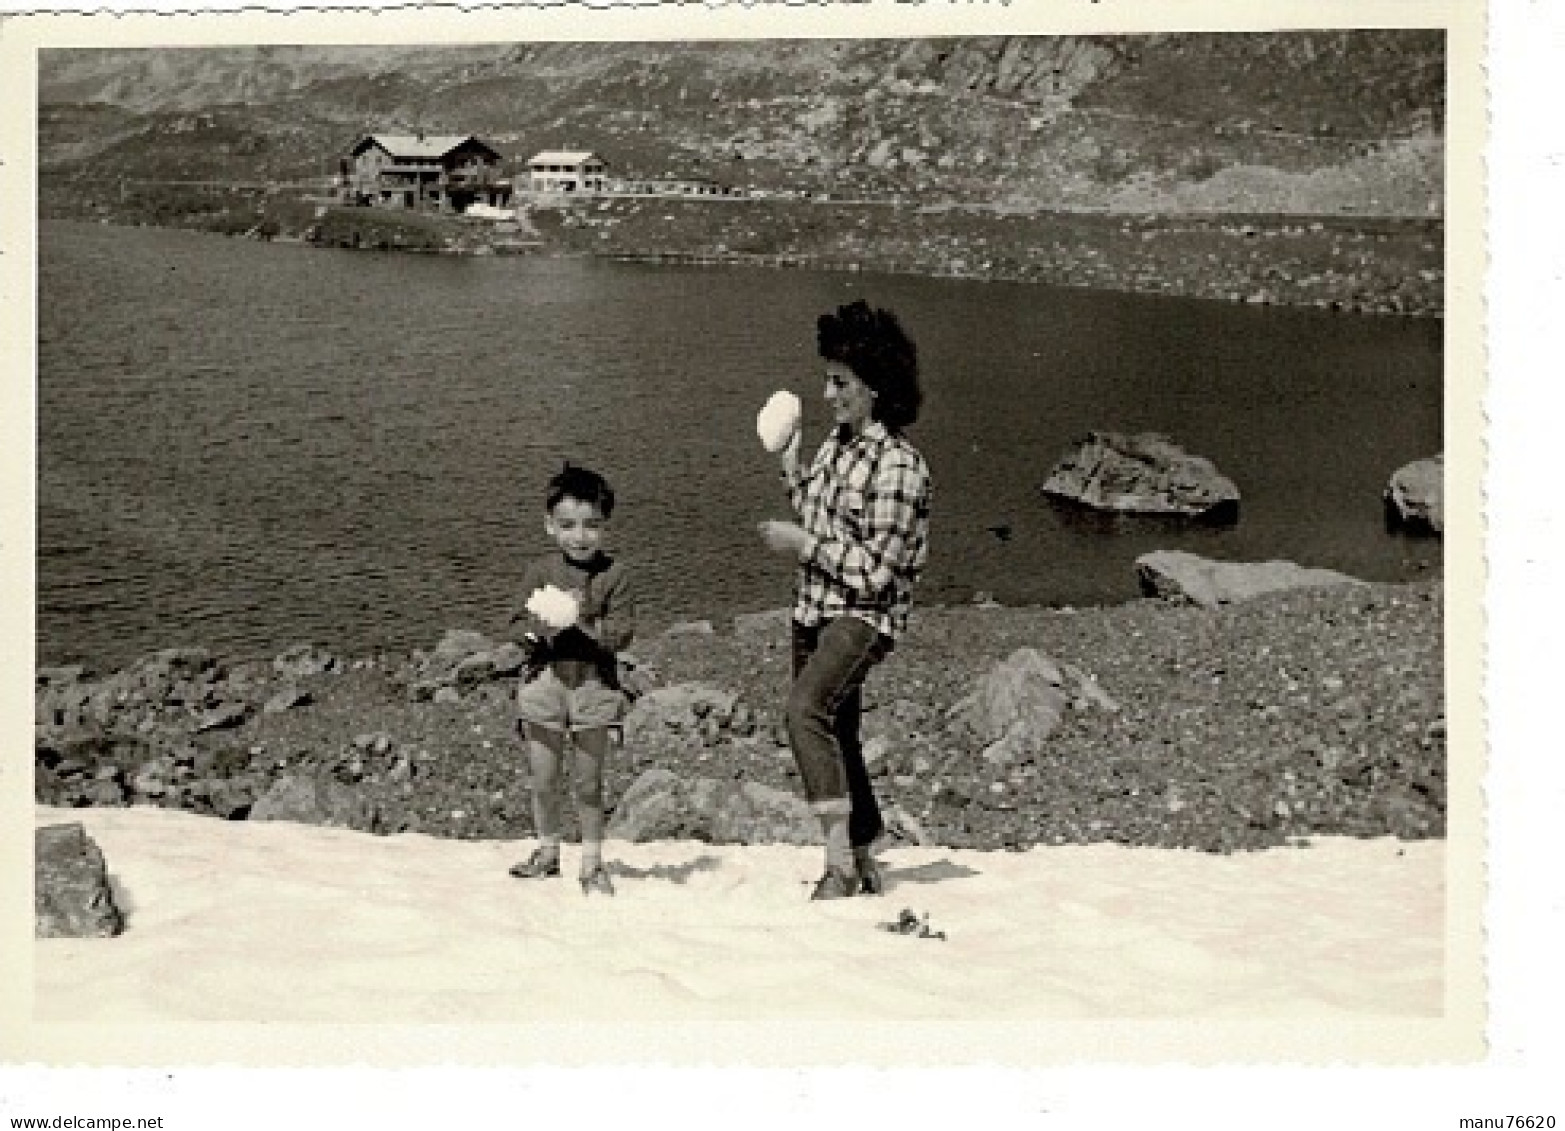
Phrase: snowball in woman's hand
[
  {"left": 756, "top": 390, "right": 802, "bottom": 452},
  {"left": 525, "top": 584, "right": 580, "bottom": 629}
]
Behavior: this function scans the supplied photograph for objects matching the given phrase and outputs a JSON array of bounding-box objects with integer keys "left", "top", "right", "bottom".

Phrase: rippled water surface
[{"left": 38, "top": 222, "right": 1443, "bottom": 667}]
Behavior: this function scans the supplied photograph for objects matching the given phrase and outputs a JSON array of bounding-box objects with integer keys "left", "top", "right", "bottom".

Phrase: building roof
[
  {"left": 527, "top": 150, "right": 604, "bottom": 166},
  {"left": 352, "top": 134, "right": 499, "bottom": 161}
]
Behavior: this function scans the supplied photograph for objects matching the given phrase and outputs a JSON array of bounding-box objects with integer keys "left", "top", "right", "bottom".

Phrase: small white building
[{"left": 526, "top": 150, "right": 608, "bottom": 195}]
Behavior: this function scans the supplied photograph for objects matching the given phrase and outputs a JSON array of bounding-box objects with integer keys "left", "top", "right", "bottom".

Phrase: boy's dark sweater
[{"left": 507, "top": 551, "right": 636, "bottom": 679}]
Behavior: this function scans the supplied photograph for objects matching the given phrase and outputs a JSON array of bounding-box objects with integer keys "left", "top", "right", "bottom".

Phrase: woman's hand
[
  {"left": 758, "top": 519, "right": 812, "bottom": 560},
  {"left": 778, "top": 426, "right": 802, "bottom": 476}
]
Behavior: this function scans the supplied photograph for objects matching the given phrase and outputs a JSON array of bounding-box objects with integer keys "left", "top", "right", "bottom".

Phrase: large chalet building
[{"left": 338, "top": 134, "right": 512, "bottom": 213}]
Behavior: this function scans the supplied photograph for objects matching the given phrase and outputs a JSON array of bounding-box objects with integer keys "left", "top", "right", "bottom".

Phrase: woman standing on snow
[{"left": 758, "top": 299, "right": 933, "bottom": 900}]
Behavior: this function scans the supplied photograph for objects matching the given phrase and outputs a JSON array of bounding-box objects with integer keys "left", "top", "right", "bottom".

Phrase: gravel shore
[{"left": 34, "top": 578, "right": 1445, "bottom": 855}]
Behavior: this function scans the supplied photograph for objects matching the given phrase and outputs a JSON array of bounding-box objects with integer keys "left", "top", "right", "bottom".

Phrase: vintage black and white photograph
[{"left": 7, "top": 4, "right": 1486, "bottom": 1069}]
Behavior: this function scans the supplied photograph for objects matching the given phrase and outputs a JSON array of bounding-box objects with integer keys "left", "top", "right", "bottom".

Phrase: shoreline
[
  {"left": 41, "top": 196, "right": 1445, "bottom": 319},
  {"left": 34, "top": 574, "right": 1446, "bottom": 856}
]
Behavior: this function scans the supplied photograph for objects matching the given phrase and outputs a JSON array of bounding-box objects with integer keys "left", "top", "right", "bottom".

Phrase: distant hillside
[{"left": 39, "top": 33, "right": 1445, "bottom": 216}]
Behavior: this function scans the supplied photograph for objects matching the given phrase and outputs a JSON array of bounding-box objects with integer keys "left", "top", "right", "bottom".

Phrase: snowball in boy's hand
[
  {"left": 756, "top": 390, "right": 802, "bottom": 452},
  {"left": 525, "top": 584, "right": 580, "bottom": 629}
]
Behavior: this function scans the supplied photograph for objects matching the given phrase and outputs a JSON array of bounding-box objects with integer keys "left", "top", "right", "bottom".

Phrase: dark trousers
[{"left": 787, "top": 616, "right": 891, "bottom": 849}]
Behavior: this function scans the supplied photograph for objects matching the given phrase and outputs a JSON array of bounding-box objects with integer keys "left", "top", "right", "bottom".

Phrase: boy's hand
[
  {"left": 526, "top": 584, "right": 580, "bottom": 630},
  {"left": 758, "top": 519, "right": 812, "bottom": 560},
  {"left": 521, "top": 632, "right": 551, "bottom": 668}
]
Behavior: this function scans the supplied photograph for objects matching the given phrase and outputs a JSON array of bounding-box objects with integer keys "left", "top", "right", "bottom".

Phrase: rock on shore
[
  {"left": 606, "top": 767, "right": 818, "bottom": 845},
  {"left": 36, "top": 822, "right": 124, "bottom": 938},
  {"left": 1136, "top": 551, "right": 1362, "bottom": 608}
]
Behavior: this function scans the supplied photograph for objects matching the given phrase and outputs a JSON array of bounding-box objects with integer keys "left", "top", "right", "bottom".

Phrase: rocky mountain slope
[{"left": 40, "top": 33, "right": 1445, "bottom": 215}]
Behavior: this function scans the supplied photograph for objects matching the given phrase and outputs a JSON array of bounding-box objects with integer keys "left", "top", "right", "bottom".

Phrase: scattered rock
[
  {"left": 407, "top": 629, "right": 528, "bottom": 700},
  {"left": 249, "top": 774, "right": 380, "bottom": 833},
  {"left": 207, "top": 774, "right": 264, "bottom": 819},
  {"left": 732, "top": 608, "right": 792, "bottom": 640},
  {"left": 664, "top": 620, "right": 716, "bottom": 637},
  {"left": 883, "top": 802, "right": 929, "bottom": 846},
  {"left": 432, "top": 629, "right": 493, "bottom": 664},
  {"left": 130, "top": 761, "right": 171, "bottom": 798},
  {"left": 1135, "top": 550, "right": 1363, "bottom": 609},
  {"left": 352, "top": 732, "right": 393, "bottom": 755},
  {"left": 83, "top": 779, "right": 128, "bottom": 807},
  {"left": 263, "top": 687, "right": 313, "bottom": 714},
  {"left": 623, "top": 682, "right": 742, "bottom": 747},
  {"left": 963, "top": 648, "right": 1070, "bottom": 766},
  {"left": 706, "top": 779, "right": 819, "bottom": 845},
  {"left": 452, "top": 653, "right": 498, "bottom": 690},
  {"left": 485, "top": 642, "right": 531, "bottom": 678},
  {"left": 1041, "top": 431, "right": 1240, "bottom": 520},
  {"left": 1062, "top": 663, "right": 1121, "bottom": 712},
  {"left": 607, "top": 768, "right": 817, "bottom": 844},
  {"left": 273, "top": 643, "right": 338, "bottom": 679},
  {"left": 878, "top": 908, "right": 946, "bottom": 940},
  {"left": 195, "top": 702, "right": 252, "bottom": 733},
  {"left": 408, "top": 679, "right": 443, "bottom": 703},
  {"left": 137, "top": 647, "right": 215, "bottom": 682},
  {"left": 604, "top": 767, "right": 705, "bottom": 842},
  {"left": 1385, "top": 454, "right": 1444, "bottom": 534},
  {"left": 37, "top": 664, "right": 88, "bottom": 687},
  {"left": 36, "top": 823, "right": 124, "bottom": 938}
]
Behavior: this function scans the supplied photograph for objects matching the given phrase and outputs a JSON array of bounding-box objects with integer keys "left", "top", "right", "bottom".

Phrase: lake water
[{"left": 37, "top": 221, "right": 1443, "bottom": 669}]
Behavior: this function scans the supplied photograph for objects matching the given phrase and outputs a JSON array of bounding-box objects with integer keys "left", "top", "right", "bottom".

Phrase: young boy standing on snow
[{"left": 506, "top": 463, "right": 636, "bottom": 896}]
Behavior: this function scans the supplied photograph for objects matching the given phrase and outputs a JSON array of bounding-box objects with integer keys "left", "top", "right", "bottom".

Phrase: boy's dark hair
[
  {"left": 546, "top": 462, "right": 615, "bottom": 518},
  {"left": 817, "top": 299, "right": 922, "bottom": 432}
]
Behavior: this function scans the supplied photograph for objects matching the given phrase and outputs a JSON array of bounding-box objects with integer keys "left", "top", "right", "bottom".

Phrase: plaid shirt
[{"left": 785, "top": 420, "right": 932, "bottom": 641}]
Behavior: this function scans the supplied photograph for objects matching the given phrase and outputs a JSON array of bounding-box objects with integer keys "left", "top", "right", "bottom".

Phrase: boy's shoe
[
  {"left": 579, "top": 865, "right": 615, "bottom": 896},
  {"left": 509, "top": 847, "right": 562, "bottom": 879},
  {"left": 854, "top": 850, "right": 885, "bottom": 896},
  {"left": 809, "top": 866, "right": 860, "bottom": 901}
]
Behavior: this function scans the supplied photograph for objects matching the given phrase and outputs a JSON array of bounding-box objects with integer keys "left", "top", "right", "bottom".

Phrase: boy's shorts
[{"left": 515, "top": 667, "right": 627, "bottom": 733}]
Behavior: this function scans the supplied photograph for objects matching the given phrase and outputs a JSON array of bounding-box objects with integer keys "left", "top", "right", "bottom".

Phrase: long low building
[{"left": 526, "top": 150, "right": 608, "bottom": 195}]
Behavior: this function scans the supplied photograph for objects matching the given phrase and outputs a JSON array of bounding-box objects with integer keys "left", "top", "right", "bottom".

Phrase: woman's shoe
[
  {"left": 809, "top": 866, "right": 859, "bottom": 901},
  {"left": 509, "top": 847, "right": 562, "bottom": 879},
  {"left": 579, "top": 864, "right": 616, "bottom": 896}
]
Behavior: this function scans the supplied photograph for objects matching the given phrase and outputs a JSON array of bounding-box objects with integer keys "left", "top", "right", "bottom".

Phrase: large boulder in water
[
  {"left": 1041, "top": 431, "right": 1240, "bottom": 520},
  {"left": 1136, "top": 550, "right": 1362, "bottom": 609},
  {"left": 36, "top": 823, "right": 124, "bottom": 938},
  {"left": 1385, "top": 455, "right": 1444, "bottom": 535}
]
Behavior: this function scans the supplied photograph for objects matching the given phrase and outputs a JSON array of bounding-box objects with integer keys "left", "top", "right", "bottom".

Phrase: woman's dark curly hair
[{"left": 817, "top": 299, "right": 922, "bottom": 432}]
